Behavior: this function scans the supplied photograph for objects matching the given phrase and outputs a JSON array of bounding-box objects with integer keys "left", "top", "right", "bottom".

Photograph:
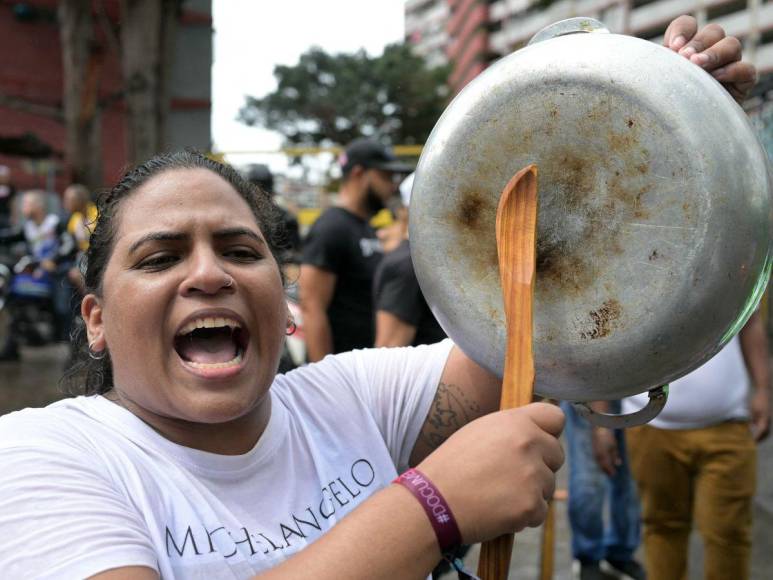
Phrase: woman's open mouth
[{"left": 174, "top": 316, "right": 250, "bottom": 376}]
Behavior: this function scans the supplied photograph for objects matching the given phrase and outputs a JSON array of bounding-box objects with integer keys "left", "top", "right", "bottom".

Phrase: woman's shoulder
[
  {"left": 272, "top": 353, "right": 360, "bottom": 401},
  {"left": 272, "top": 341, "right": 454, "bottom": 410},
  {"left": 0, "top": 396, "right": 107, "bottom": 452},
  {"left": 0, "top": 397, "right": 80, "bottom": 428}
]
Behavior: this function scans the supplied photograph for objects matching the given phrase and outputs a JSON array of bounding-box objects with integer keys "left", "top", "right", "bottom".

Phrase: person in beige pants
[{"left": 595, "top": 311, "right": 770, "bottom": 580}]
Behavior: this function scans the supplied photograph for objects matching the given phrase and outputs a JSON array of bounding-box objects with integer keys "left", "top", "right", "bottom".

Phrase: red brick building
[{"left": 0, "top": 0, "right": 211, "bottom": 194}]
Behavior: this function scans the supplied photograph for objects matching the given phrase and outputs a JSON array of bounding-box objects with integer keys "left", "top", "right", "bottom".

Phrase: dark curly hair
[{"left": 61, "top": 150, "right": 286, "bottom": 396}]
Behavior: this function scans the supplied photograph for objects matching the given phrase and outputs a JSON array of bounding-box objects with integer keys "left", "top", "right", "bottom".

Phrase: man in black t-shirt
[
  {"left": 373, "top": 172, "right": 446, "bottom": 348},
  {"left": 300, "top": 139, "right": 411, "bottom": 360},
  {"left": 373, "top": 238, "right": 446, "bottom": 347}
]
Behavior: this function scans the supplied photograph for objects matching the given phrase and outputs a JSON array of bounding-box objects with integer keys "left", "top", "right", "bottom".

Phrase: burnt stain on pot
[
  {"left": 632, "top": 187, "right": 650, "bottom": 219},
  {"left": 608, "top": 131, "right": 639, "bottom": 153},
  {"left": 535, "top": 149, "right": 600, "bottom": 295},
  {"left": 535, "top": 128, "right": 647, "bottom": 298},
  {"left": 579, "top": 299, "right": 622, "bottom": 340},
  {"left": 536, "top": 241, "right": 586, "bottom": 294},
  {"left": 451, "top": 190, "right": 499, "bottom": 276},
  {"left": 486, "top": 305, "right": 501, "bottom": 325},
  {"left": 457, "top": 191, "right": 486, "bottom": 229},
  {"left": 447, "top": 101, "right": 656, "bottom": 305}
]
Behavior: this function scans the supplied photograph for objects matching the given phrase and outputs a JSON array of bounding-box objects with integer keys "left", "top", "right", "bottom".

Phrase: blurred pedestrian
[
  {"left": 49, "top": 183, "right": 97, "bottom": 351},
  {"left": 561, "top": 399, "right": 645, "bottom": 580},
  {"left": 244, "top": 164, "right": 300, "bottom": 265},
  {"left": 299, "top": 138, "right": 411, "bottom": 360},
  {"left": 0, "top": 190, "right": 59, "bottom": 258},
  {"left": 618, "top": 311, "right": 770, "bottom": 580},
  {"left": 0, "top": 165, "right": 16, "bottom": 229},
  {"left": 373, "top": 173, "right": 446, "bottom": 348},
  {"left": 62, "top": 184, "right": 97, "bottom": 293},
  {"left": 0, "top": 190, "right": 61, "bottom": 360}
]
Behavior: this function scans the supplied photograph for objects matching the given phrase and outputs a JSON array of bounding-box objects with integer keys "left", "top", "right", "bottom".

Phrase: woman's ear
[{"left": 81, "top": 294, "right": 105, "bottom": 350}]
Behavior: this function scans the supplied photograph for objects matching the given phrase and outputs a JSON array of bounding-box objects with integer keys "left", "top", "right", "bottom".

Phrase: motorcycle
[
  {"left": 0, "top": 227, "right": 76, "bottom": 352},
  {"left": 0, "top": 244, "right": 57, "bottom": 348}
]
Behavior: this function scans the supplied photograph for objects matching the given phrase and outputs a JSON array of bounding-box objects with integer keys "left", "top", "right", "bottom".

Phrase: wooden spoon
[{"left": 476, "top": 164, "right": 538, "bottom": 580}]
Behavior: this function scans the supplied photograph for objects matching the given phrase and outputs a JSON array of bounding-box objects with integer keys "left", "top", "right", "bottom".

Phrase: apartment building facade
[{"left": 406, "top": 0, "right": 773, "bottom": 93}]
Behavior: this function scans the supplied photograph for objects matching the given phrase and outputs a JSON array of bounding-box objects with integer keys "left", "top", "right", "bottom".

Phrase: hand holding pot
[{"left": 665, "top": 15, "right": 756, "bottom": 102}]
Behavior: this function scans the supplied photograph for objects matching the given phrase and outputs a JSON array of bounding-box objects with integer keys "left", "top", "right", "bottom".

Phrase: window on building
[
  {"left": 760, "top": 28, "right": 773, "bottom": 45},
  {"left": 707, "top": 0, "right": 748, "bottom": 21},
  {"left": 635, "top": 21, "right": 670, "bottom": 41}
]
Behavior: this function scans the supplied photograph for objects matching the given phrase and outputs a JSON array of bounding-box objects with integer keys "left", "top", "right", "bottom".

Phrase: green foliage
[{"left": 238, "top": 43, "right": 450, "bottom": 146}]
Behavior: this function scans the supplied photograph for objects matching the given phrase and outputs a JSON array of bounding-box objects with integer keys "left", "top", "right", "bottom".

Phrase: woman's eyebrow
[
  {"left": 128, "top": 231, "right": 188, "bottom": 254},
  {"left": 127, "top": 228, "right": 265, "bottom": 255},
  {"left": 213, "top": 227, "right": 265, "bottom": 245}
]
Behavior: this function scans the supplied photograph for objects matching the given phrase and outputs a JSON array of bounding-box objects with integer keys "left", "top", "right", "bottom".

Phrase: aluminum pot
[{"left": 410, "top": 18, "right": 771, "bottom": 419}]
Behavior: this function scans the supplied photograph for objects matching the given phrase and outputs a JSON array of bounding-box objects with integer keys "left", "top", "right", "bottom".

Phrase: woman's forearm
[{"left": 255, "top": 485, "right": 439, "bottom": 580}]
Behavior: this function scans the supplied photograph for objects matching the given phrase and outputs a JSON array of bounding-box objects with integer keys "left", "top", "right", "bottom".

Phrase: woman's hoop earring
[
  {"left": 88, "top": 340, "right": 106, "bottom": 361},
  {"left": 286, "top": 319, "right": 297, "bottom": 336}
]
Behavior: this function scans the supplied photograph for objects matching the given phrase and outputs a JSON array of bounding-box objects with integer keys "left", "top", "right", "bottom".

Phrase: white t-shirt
[
  {"left": 23, "top": 214, "right": 59, "bottom": 258},
  {"left": 622, "top": 336, "right": 749, "bottom": 430},
  {"left": 0, "top": 340, "right": 453, "bottom": 579}
]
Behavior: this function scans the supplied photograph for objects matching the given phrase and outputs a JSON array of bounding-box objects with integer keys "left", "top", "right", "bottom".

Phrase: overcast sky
[{"left": 211, "top": 1, "right": 406, "bottom": 173}]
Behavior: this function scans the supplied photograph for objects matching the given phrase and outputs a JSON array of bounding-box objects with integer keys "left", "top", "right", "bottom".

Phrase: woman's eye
[
  {"left": 137, "top": 254, "right": 179, "bottom": 270},
  {"left": 224, "top": 248, "right": 261, "bottom": 262}
]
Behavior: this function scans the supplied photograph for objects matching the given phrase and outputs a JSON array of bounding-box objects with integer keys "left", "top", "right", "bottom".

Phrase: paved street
[{"left": 1, "top": 340, "right": 772, "bottom": 579}]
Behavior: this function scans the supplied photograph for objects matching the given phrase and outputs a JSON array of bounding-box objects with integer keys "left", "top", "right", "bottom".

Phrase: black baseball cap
[
  {"left": 338, "top": 138, "right": 413, "bottom": 175},
  {"left": 244, "top": 164, "right": 274, "bottom": 193}
]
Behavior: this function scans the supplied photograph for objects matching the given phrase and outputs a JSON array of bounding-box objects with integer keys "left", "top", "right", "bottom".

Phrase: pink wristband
[{"left": 393, "top": 468, "right": 462, "bottom": 551}]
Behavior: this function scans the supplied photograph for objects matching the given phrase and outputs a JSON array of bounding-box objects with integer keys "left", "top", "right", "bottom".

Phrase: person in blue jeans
[{"left": 561, "top": 401, "right": 645, "bottom": 580}]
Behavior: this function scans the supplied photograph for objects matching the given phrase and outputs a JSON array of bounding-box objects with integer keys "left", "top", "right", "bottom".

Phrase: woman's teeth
[
  {"left": 178, "top": 316, "right": 241, "bottom": 336},
  {"left": 185, "top": 351, "right": 244, "bottom": 369}
]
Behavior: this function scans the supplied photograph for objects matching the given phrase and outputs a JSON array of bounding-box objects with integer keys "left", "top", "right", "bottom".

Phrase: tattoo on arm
[{"left": 414, "top": 382, "right": 482, "bottom": 458}]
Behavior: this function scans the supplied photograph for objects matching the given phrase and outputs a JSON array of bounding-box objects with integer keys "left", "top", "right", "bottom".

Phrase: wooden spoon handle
[{"left": 477, "top": 164, "right": 538, "bottom": 580}]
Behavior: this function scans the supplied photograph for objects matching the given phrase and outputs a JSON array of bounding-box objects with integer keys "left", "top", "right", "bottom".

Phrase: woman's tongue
[{"left": 177, "top": 330, "right": 238, "bottom": 365}]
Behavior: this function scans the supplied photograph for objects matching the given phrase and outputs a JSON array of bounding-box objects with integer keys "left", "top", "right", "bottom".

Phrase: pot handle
[
  {"left": 528, "top": 17, "right": 609, "bottom": 46},
  {"left": 572, "top": 385, "right": 668, "bottom": 429}
]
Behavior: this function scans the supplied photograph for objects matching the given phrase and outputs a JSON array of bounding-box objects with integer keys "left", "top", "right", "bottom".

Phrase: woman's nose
[{"left": 180, "top": 250, "right": 235, "bottom": 296}]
